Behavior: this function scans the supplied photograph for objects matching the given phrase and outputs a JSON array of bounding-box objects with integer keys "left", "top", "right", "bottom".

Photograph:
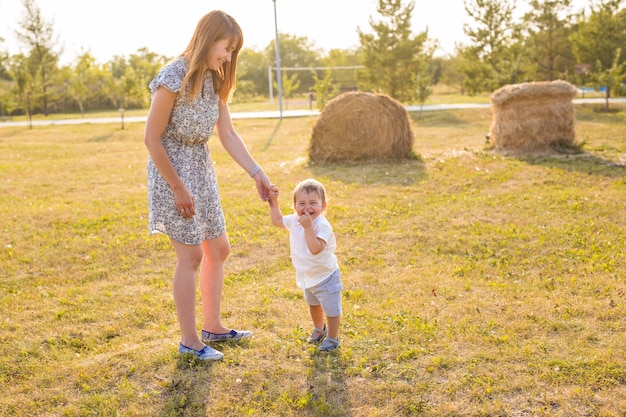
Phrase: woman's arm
[
  {"left": 144, "top": 87, "right": 195, "bottom": 217},
  {"left": 215, "top": 102, "right": 271, "bottom": 201}
]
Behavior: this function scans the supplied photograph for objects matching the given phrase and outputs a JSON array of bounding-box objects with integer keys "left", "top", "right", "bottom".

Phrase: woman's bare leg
[
  {"left": 170, "top": 239, "right": 204, "bottom": 350},
  {"left": 200, "top": 234, "right": 231, "bottom": 334}
]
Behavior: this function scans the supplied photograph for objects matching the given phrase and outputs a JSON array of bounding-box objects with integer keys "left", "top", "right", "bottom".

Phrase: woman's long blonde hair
[{"left": 181, "top": 10, "right": 243, "bottom": 103}]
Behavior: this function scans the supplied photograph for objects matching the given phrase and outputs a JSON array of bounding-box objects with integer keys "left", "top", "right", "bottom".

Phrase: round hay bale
[
  {"left": 489, "top": 80, "right": 578, "bottom": 154},
  {"left": 309, "top": 91, "right": 414, "bottom": 163}
]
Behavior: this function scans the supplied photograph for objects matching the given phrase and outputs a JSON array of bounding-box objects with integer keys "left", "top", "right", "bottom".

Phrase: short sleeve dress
[{"left": 146, "top": 57, "right": 226, "bottom": 245}]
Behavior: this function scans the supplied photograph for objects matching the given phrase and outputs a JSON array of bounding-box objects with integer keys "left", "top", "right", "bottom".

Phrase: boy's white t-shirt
[{"left": 282, "top": 213, "right": 339, "bottom": 289}]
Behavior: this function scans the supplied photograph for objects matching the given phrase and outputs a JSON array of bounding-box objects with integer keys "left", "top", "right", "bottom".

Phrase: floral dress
[{"left": 147, "top": 57, "right": 226, "bottom": 245}]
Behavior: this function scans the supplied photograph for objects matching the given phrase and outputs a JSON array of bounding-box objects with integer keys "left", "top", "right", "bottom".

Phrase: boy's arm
[
  {"left": 299, "top": 214, "right": 326, "bottom": 255},
  {"left": 268, "top": 185, "right": 285, "bottom": 228},
  {"left": 303, "top": 225, "right": 326, "bottom": 255}
]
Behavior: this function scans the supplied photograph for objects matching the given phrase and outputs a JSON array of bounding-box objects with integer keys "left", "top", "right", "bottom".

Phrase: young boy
[{"left": 268, "top": 179, "right": 343, "bottom": 351}]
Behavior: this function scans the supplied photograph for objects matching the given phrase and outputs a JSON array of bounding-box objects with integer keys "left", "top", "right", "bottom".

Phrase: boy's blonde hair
[{"left": 293, "top": 179, "right": 326, "bottom": 204}]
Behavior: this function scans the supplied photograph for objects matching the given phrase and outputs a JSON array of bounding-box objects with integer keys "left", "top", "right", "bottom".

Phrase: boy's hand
[
  {"left": 269, "top": 185, "right": 279, "bottom": 199},
  {"left": 268, "top": 184, "right": 279, "bottom": 207},
  {"left": 298, "top": 212, "right": 313, "bottom": 229}
]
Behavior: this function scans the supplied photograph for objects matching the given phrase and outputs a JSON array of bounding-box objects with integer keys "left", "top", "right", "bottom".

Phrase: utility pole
[{"left": 272, "top": 0, "right": 283, "bottom": 119}]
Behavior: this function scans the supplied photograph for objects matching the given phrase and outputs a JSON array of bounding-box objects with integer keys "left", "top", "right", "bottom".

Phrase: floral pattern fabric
[{"left": 146, "top": 57, "right": 226, "bottom": 245}]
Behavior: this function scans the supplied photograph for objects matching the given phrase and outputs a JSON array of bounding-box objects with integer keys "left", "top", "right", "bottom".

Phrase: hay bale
[
  {"left": 489, "top": 80, "right": 578, "bottom": 153},
  {"left": 309, "top": 91, "right": 414, "bottom": 163}
]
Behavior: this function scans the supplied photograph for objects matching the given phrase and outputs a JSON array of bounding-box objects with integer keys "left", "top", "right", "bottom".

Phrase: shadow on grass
[
  {"left": 309, "top": 158, "right": 428, "bottom": 186},
  {"left": 513, "top": 151, "right": 626, "bottom": 179},
  {"left": 87, "top": 134, "right": 115, "bottom": 142},
  {"left": 262, "top": 119, "right": 283, "bottom": 151},
  {"left": 158, "top": 354, "right": 217, "bottom": 417},
  {"left": 0, "top": 128, "right": 24, "bottom": 140},
  {"left": 306, "top": 350, "right": 353, "bottom": 416}
]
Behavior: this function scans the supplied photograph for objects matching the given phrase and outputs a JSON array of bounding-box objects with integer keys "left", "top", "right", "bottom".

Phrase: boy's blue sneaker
[
  {"left": 202, "top": 329, "right": 252, "bottom": 342},
  {"left": 319, "top": 337, "right": 340, "bottom": 352},
  {"left": 178, "top": 343, "right": 224, "bottom": 360},
  {"left": 308, "top": 324, "right": 327, "bottom": 344}
]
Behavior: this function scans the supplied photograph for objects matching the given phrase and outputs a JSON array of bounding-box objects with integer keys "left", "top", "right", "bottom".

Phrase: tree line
[{"left": 1, "top": 0, "right": 625, "bottom": 122}]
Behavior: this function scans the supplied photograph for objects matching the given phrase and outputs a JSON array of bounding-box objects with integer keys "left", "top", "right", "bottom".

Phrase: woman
[{"left": 144, "top": 10, "right": 271, "bottom": 361}]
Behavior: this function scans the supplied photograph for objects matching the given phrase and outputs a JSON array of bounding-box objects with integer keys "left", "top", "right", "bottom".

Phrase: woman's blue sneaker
[
  {"left": 178, "top": 343, "right": 224, "bottom": 360},
  {"left": 202, "top": 329, "right": 252, "bottom": 342}
]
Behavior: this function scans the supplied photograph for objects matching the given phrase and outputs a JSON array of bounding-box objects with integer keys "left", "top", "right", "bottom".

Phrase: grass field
[{"left": 1, "top": 103, "right": 625, "bottom": 416}]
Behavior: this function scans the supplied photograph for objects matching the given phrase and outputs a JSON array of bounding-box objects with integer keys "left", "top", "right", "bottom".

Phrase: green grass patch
[{"left": 1, "top": 104, "right": 625, "bottom": 416}]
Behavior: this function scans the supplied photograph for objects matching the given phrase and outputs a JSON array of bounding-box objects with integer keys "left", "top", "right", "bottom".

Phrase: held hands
[
  {"left": 267, "top": 184, "right": 279, "bottom": 208},
  {"left": 252, "top": 169, "right": 271, "bottom": 202}
]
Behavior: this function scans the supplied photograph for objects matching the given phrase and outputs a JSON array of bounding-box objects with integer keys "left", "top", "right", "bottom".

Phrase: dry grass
[{"left": 0, "top": 103, "right": 625, "bottom": 416}]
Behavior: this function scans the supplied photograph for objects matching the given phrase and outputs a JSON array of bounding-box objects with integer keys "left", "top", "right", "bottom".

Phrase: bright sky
[{"left": 0, "top": 0, "right": 591, "bottom": 66}]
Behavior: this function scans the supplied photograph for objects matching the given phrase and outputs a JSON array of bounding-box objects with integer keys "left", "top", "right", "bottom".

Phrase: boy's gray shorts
[{"left": 304, "top": 269, "right": 343, "bottom": 317}]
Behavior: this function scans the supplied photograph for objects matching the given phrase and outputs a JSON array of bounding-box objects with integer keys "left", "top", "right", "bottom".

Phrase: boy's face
[{"left": 294, "top": 190, "right": 325, "bottom": 220}]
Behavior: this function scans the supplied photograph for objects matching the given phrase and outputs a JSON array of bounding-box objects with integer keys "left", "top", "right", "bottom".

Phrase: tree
[
  {"left": 318, "top": 47, "right": 362, "bottom": 90},
  {"left": 436, "top": 55, "right": 466, "bottom": 93},
  {"left": 15, "top": 0, "right": 61, "bottom": 116},
  {"left": 458, "top": 0, "right": 522, "bottom": 94},
  {"left": 61, "top": 52, "right": 100, "bottom": 116},
  {"left": 414, "top": 68, "right": 433, "bottom": 119},
  {"left": 0, "top": 47, "right": 13, "bottom": 119},
  {"left": 7, "top": 53, "right": 35, "bottom": 127},
  {"left": 571, "top": 0, "right": 626, "bottom": 68},
  {"left": 265, "top": 34, "right": 320, "bottom": 94},
  {"left": 570, "top": 0, "right": 626, "bottom": 106},
  {"left": 311, "top": 70, "right": 339, "bottom": 110},
  {"left": 592, "top": 48, "right": 625, "bottom": 111},
  {"left": 126, "top": 48, "right": 169, "bottom": 108},
  {"left": 1, "top": 41, "right": 183, "bottom": 114},
  {"left": 237, "top": 48, "right": 270, "bottom": 98},
  {"left": 273, "top": 72, "right": 300, "bottom": 108},
  {"left": 103, "top": 56, "right": 128, "bottom": 110},
  {"left": 357, "top": 0, "right": 434, "bottom": 103},
  {"left": 522, "top": 0, "right": 577, "bottom": 81}
]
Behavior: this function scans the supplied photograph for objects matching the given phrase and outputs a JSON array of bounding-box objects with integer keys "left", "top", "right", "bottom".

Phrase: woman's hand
[
  {"left": 173, "top": 186, "right": 195, "bottom": 218},
  {"left": 252, "top": 169, "right": 271, "bottom": 202}
]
